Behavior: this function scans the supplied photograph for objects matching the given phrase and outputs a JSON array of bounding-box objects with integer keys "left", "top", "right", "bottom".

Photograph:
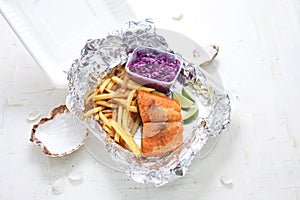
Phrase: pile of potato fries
[{"left": 83, "top": 64, "right": 166, "bottom": 157}]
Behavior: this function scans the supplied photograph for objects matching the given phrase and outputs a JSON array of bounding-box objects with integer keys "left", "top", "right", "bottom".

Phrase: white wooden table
[{"left": 1, "top": 0, "right": 300, "bottom": 199}]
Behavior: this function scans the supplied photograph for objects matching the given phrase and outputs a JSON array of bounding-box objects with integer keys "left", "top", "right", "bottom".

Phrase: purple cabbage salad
[{"left": 128, "top": 47, "right": 181, "bottom": 82}]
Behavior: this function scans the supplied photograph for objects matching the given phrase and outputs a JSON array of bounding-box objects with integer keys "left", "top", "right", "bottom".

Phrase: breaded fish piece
[
  {"left": 137, "top": 91, "right": 184, "bottom": 157},
  {"left": 137, "top": 91, "right": 182, "bottom": 123},
  {"left": 142, "top": 122, "right": 183, "bottom": 157}
]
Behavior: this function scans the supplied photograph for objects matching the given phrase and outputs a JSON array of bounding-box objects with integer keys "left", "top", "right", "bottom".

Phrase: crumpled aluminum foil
[{"left": 67, "top": 19, "right": 231, "bottom": 187}]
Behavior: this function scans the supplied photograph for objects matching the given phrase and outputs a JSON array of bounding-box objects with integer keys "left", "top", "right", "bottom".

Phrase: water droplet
[
  {"left": 219, "top": 176, "right": 233, "bottom": 188},
  {"left": 171, "top": 14, "right": 183, "bottom": 21},
  {"left": 52, "top": 177, "right": 66, "bottom": 195},
  {"left": 68, "top": 170, "right": 83, "bottom": 183},
  {"left": 27, "top": 111, "right": 40, "bottom": 121}
]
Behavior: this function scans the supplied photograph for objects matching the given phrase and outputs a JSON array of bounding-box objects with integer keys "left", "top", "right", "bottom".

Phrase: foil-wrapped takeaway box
[{"left": 67, "top": 20, "right": 231, "bottom": 187}]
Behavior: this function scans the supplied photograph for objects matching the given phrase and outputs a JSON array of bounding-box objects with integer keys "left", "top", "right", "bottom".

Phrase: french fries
[
  {"left": 98, "top": 78, "right": 111, "bottom": 93},
  {"left": 110, "top": 120, "right": 141, "bottom": 156},
  {"left": 83, "top": 106, "right": 104, "bottom": 119},
  {"left": 83, "top": 64, "right": 162, "bottom": 157}
]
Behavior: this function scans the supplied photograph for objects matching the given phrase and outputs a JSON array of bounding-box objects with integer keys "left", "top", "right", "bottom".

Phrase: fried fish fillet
[
  {"left": 136, "top": 91, "right": 183, "bottom": 157},
  {"left": 141, "top": 122, "right": 183, "bottom": 156},
  {"left": 136, "top": 91, "right": 182, "bottom": 123}
]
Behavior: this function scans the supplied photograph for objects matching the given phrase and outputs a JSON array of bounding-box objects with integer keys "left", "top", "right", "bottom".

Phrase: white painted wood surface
[{"left": 1, "top": 0, "right": 300, "bottom": 199}]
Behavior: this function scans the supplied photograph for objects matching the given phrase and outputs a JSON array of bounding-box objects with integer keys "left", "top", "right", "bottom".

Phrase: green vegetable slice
[
  {"left": 172, "top": 91, "right": 194, "bottom": 110},
  {"left": 182, "top": 87, "right": 196, "bottom": 102},
  {"left": 183, "top": 107, "right": 199, "bottom": 124}
]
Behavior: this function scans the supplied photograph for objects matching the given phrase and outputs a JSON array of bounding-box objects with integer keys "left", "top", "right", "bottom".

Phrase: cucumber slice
[
  {"left": 172, "top": 91, "right": 193, "bottom": 110},
  {"left": 183, "top": 107, "right": 199, "bottom": 124},
  {"left": 182, "top": 87, "right": 196, "bottom": 102}
]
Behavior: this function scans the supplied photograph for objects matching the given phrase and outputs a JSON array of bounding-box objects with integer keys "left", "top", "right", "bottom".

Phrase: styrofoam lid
[{"left": 0, "top": 0, "right": 135, "bottom": 88}]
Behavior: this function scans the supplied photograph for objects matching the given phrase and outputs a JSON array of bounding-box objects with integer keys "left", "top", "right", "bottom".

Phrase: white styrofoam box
[
  {"left": 0, "top": 0, "right": 221, "bottom": 89},
  {"left": 0, "top": 0, "right": 135, "bottom": 87}
]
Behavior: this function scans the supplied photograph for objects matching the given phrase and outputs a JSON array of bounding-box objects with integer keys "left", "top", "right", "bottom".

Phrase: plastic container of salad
[{"left": 125, "top": 46, "right": 182, "bottom": 93}]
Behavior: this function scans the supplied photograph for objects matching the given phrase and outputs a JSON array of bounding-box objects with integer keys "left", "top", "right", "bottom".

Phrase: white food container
[
  {"left": 0, "top": 0, "right": 218, "bottom": 88},
  {"left": 0, "top": 0, "right": 135, "bottom": 87}
]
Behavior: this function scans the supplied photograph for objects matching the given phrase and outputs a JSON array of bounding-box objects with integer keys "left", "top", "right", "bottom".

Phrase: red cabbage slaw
[{"left": 127, "top": 47, "right": 181, "bottom": 83}]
